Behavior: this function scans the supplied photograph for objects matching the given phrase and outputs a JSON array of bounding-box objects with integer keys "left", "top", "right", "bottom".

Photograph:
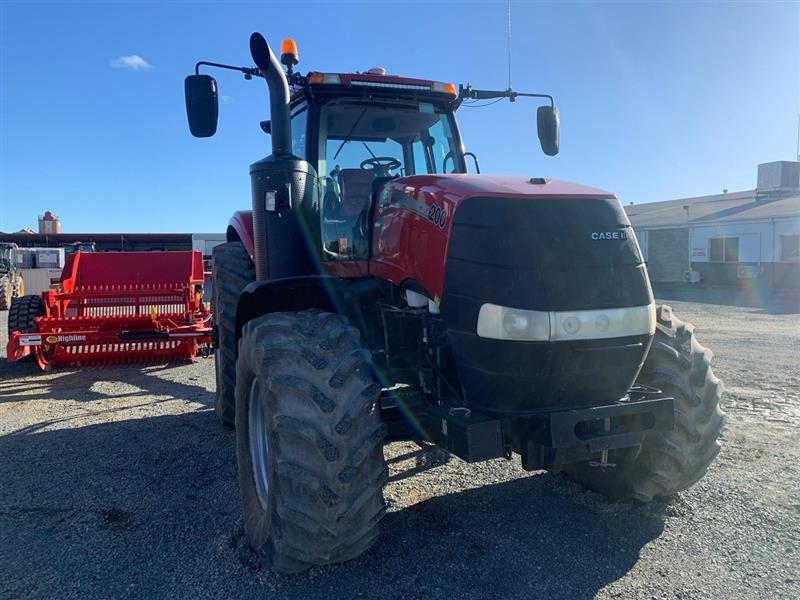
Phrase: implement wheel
[
  {"left": 0, "top": 276, "right": 11, "bottom": 310},
  {"left": 212, "top": 241, "right": 254, "bottom": 428},
  {"left": 564, "top": 305, "right": 725, "bottom": 501},
  {"left": 8, "top": 294, "right": 44, "bottom": 334},
  {"left": 235, "top": 310, "right": 387, "bottom": 573},
  {"left": 8, "top": 295, "right": 45, "bottom": 363}
]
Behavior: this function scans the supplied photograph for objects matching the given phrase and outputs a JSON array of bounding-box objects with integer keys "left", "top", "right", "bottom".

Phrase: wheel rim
[{"left": 248, "top": 379, "right": 270, "bottom": 510}]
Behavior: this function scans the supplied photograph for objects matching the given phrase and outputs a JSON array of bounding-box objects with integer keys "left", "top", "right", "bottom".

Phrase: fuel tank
[{"left": 370, "top": 174, "right": 654, "bottom": 413}]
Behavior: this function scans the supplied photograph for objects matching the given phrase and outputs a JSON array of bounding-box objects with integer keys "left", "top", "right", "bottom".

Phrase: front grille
[{"left": 439, "top": 196, "right": 653, "bottom": 413}]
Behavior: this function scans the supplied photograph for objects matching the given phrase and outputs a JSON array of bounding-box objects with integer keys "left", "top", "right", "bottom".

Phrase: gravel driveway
[{"left": 1, "top": 298, "right": 798, "bottom": 599}]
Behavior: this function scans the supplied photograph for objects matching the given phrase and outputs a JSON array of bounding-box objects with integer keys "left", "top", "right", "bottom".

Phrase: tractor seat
[{"left": 337, "top": 169, "right": 375, "bottom": 218}]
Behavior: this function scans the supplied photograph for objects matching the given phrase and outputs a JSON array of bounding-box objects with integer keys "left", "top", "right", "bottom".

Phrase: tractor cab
[
  {"left": 184, "top": 38, "right": 559, "bottom": 270},
  {"left": 0, "top": 243, "right": 18, "bottom": 271},
  {"left": 290, "top": 78, "right": 466, "bottom": 259}
]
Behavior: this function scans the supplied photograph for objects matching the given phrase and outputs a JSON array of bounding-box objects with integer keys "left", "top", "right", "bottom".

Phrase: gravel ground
[{"left": 1, "top": 298, "right": 798, "bottom": 599}]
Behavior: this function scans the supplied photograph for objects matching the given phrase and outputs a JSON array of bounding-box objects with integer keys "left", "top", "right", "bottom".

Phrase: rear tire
[
  {"left": 212, "top": 241, "right": 255, "bottom": 428},
  {"left": 235, "top": 310, "right": 387, "bottom": 573},
  {"left": 563, "top": 304, "right": 725, "bottom": 501},
  {"left": 0, "top": 276, "right": 11, "bottom": 310}
]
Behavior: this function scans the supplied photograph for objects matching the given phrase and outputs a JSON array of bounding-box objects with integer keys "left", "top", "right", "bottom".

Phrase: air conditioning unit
[
  {"left": 737, "top": 265, "right": 757, "bottom": 279},
  {"left": 684, "top": 270, "right": 701, "bottom": 284}
]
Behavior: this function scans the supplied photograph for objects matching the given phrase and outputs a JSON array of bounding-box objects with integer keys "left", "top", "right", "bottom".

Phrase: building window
[
  {"left": 709, "top": 237, "right": 739, "bottom": 263},
  {"left": 780, "top": 235, "right": 800, "bottom": 262}
]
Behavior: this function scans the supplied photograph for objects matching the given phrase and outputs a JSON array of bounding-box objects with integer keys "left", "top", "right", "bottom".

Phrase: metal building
[{"left": 626, "top": 162, "right": 800, "bottom": 291}]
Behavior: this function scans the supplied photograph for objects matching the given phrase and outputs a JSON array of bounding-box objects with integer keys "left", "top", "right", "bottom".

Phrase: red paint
[
  {"left": 228, "top": 210, "right": 255, "bottom": 259},
  {"left": 6, "top": 251, "right": 211, "bottom": 368}
]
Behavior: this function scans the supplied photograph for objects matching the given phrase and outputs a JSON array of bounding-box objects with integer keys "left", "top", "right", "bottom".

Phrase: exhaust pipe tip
[{"left": 249, "top": 33, "right": 272, "bottom": 73}]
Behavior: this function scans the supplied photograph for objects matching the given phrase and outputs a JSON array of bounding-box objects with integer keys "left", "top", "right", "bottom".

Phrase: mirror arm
[
  {"left": 194, "top": 61, "right": 261, "bottom": 80},
  {"left": 509, "top": 92, "right": 554, "bottom": 107},
  {"left": 458, "top": 84, "right": 554, "bottom": 107}
]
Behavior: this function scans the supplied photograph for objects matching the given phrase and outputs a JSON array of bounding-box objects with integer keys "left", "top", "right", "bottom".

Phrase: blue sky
[{"left": 1, "top": 1, "right": 797, "bottom": 233}]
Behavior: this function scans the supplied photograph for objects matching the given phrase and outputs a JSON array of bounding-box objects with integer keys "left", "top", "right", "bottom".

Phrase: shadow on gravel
[
  {"left": 0, "top": 402, "right": 666, "bottom": 600},
  {"left": 0, "top": 360, "right": 212, "bottom": 412}
]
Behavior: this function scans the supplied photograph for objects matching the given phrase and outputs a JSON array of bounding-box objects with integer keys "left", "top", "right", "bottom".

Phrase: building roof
[
  {"left": 625, "top": 189, "right": 800, "bottom": 228},
  {"left": 0, "top": 232, "right": 194, "bottom": 243}
]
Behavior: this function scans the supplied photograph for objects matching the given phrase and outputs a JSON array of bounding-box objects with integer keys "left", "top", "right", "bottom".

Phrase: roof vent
[
  {"left": 366, "top": 67, "right": 386, "bottom": 76},
  {"left": 756, "top": 161, "right": 800, "bottom": 200}
]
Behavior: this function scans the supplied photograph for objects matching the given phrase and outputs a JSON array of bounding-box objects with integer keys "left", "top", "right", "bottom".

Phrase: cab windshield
[{"left": 318, "top": 99, "right": 462, "bottom": 178}]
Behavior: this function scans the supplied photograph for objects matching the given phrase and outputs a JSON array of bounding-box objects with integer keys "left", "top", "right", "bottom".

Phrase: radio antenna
[
  {"left": 507, "top": 0, "right": 513, "bottom": 90},
  {"left": 796, "top": 114, "right": 799, "bottom": 162}
]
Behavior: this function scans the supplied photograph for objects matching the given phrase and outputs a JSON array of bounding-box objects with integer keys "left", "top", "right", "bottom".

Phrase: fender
[
  {"left": 227, "top": 210, "right": 255, "bottom": 260},
  {"left": 234, "top": 275, "right": 386, "bottom": 353}
]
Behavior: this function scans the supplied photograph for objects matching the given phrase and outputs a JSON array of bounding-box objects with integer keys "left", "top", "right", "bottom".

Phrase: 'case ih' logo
[
  {"left": 45, "top": 334, "right": 87, "bottom": 344},
  {"left": 592, "top": 231, "right": 628, "bottom": 240}
]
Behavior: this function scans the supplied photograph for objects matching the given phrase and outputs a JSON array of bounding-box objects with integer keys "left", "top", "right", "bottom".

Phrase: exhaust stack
[
  {"left": 247, "top": 32, "right": 319, "bottom": 281},
  {"left": 249, "top": 33, "right": 292, "bottom": 157}
]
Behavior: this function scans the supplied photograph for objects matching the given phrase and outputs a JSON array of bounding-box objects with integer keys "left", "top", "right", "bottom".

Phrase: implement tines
[
  {"left": 66, "top": 282, "right": 189, "bottom": 319},
  {"left": 56, "top": 338, "right": 196, "bottom": 367}
]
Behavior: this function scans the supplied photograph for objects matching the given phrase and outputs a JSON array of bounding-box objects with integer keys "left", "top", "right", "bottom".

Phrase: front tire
[
  {"left": 564, "top": 305, "right": 725, "bottom": 501},
  {"left": 0, "top": 276, "right": 11, "bottom": 310},
  {"left": 212, "top": 241, "right": 254, "bottom": 428},
  {"left": 235, "top": 310, "right": 387, "bottom": 573}
]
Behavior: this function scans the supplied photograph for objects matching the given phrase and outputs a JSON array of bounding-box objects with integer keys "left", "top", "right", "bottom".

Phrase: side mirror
[
  {"left": 537, "top": 105, "right": 560, "bottom": 156},
  {"left": 184, "top": 74, "right": 219, "bottom": 137}
]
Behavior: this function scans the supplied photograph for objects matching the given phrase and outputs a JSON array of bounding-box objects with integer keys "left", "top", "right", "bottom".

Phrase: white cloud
[
  {"left": 221, "top": 95, "right": 233, "bottom": 105},
  {"left": 110, "top": 55, "right": 152, "bottom": 71}
]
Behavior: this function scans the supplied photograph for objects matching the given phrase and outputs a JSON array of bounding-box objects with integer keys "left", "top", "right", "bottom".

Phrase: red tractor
[{"left": 185, "top": 33, "right": 724, "bottom": 573}]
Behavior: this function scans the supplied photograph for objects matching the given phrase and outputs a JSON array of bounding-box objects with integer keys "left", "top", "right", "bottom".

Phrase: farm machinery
[
  {"left": 184, "top": 33, "right": 725, "bottom": 573},
  {"left": 0, "top": 242, "right": 24, "bottom": 310},
  {"left": 6, "top": 251, "right": 211, "bottom": 368}
]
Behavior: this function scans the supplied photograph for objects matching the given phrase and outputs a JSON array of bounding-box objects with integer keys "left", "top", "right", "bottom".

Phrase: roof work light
[{"left": 280, "top": 38, "right": 299, "bottom": 73}]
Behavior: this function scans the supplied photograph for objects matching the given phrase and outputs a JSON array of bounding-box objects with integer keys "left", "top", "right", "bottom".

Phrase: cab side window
[{"left": 291, "top": 106, "right": 307, "bottom": 159}]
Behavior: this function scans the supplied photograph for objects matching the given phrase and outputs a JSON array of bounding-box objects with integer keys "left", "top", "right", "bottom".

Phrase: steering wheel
[{"left": 360, "top": 157, "right": 401, "bottom": 177}]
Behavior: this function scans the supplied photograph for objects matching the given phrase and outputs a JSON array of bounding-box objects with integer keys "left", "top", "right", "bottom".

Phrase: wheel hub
[{"left": 248, "top": 379, "right": 270, "bottom": 509}]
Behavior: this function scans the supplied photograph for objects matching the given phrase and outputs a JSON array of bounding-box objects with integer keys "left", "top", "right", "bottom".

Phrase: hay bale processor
[
  {"left": 6, "top": 251, "right": 211, "bottom": 369},
  {"left": 180, "top": 33, "right": 726, "bottom": 573}
]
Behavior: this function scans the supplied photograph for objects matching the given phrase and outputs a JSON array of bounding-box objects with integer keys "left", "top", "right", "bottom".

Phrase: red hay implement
[{"left": 6, "top": 251, "right": 212, "bottom": 369}]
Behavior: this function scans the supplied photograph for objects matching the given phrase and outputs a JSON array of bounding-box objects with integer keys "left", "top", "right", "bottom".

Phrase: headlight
[
  {"left": 477, "top": 303, "right": 656, "bottom": 342},
  {"left": 476, "top": 304, "right": 550, "bottom": 341}
]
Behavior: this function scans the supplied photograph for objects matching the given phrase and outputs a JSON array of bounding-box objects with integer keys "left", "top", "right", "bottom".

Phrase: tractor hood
[
  {"left": 370, "top": 173, "right": 650, "bottom": 313},
  {"left": 381, "top": 174, "right": 616, "bottom": 204}
]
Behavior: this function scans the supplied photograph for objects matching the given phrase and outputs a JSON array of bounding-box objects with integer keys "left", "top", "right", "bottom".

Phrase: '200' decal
[{"left": 427, "top": 204, "right": 447, "bottom": 229}]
